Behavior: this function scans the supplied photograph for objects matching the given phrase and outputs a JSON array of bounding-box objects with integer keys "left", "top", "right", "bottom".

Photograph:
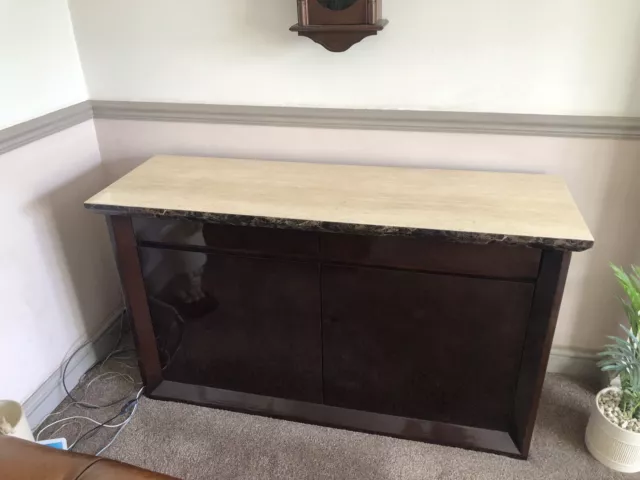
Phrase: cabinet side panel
[
  {"left": 512, "top": 250, "right": 571, "bottom": 458},
  {"left": 108, "top": 215, "right": 163, "bottom": 389}
]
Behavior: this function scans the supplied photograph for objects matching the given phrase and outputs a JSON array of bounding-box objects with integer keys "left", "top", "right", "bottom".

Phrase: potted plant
[{"left": 585, "top": 265, "right": 640, "bottom": 472}]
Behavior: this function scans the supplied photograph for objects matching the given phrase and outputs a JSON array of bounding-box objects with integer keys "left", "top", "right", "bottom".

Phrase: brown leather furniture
[{"left": 0, "top": 436, "right": 177, "bottom": 480}]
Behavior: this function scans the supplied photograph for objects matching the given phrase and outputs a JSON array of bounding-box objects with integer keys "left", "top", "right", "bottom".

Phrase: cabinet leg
[
  {"left": 513, "top": 250, "right": 571, "bottom": 458},
  {"left": 107, "top": 215, "right": 162, "bottom": 390}
]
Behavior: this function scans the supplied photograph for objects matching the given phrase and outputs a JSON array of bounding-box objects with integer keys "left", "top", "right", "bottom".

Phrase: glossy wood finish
[
  {"left": 139, "top": 247, "right": 323, "bottom": 403},
  {"left": 134, "top": 221, "right": 541, "bottom": 279},
  {"left": 133, "top": 218, "right": 318, "bottom": 258},
  {"left": 321, "top": 233, "right": 541, "bottom": 280},
  {"left": 107, "top": 215, "right": 162, "bottom": 390},
  {"left": 91, "top": 157, "right": 594, "bottom": 458},
  {"left": 290, "top": 24, "right": 386, "bottom": 53},
  {"left": 103, "top": 212, "right": 580, "bottom": 458},
  {"left": 150, "top": 380, "right": 522, "bottom": 458},
  {"left": 307, "top": 0, "right": 369, "bottom": 25},
  {"left": 291, "top": 0, "right": 386, "bottom": 52},
  {"left": 513, "top": 250, "right": 571, "bottom": 457},
  {"left": 321, "top": 265, "right": 534, "bottom": 431}
]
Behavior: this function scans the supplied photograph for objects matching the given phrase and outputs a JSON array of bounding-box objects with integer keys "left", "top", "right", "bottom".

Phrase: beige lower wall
[
  {"left": 0, "top": 115, "right": 628, "bottom": 403},
  {"left": 95, "top": 119, "right": 640, "bottom": 352},
  {"left": 1, "top": 120, "right": 120, "bottom": 403}
]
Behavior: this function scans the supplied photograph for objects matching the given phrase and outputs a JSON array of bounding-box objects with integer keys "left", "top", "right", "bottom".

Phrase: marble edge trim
[
  {"left": 0, "top": 102, "right": 93, "bottom": 155},
  {"left": 91, "top": 101, "right": 640, "bottom": 139},
  {"left": 84, "top": 203, "right": 594, "bottom": 252}
]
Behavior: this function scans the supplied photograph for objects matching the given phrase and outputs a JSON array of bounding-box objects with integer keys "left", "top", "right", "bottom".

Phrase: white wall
[
  {"left": 96, "top": 120, "right": 640, "bottom": 353},
  {"left": 64, "top": 0, "right": 640, "bottom": 352},
  {"left": 0, "top": 121, "right": 121, "bottom": 404},
  {"left": 68, "top": 0, "right": 640, "bottom": 116},
  {"left": 0, "top": 0, "right": 119, "bottom": 406},
  {"left": 0, "top": 0, "right": 634, "bottom": 405},
  {"left": 0, "top": 0, "right": 88, "bottom": 129}
]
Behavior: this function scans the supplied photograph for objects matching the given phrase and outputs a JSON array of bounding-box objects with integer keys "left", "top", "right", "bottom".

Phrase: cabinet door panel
[
  {"left": 140, "top": 247, "right": 322, "bottom": 402},
  {"left": 322, "top": 265, "right": 534, "bottom": 430}
]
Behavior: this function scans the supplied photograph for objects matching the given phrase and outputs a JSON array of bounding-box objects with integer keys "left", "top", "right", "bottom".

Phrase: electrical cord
[
  {"left": 84, "top": 372, "right": 136, "bottom": 394},
  {"left": 48, "top": 420, "right": 82, "bottom": 441},
  {"left": 96, "top": 387, "right": 144, "bottom": 456},
  {"left": 36, "top": 309, "right": 140, "bottom": 449},
  {"left": 36, "top": 415, "right": 133, "bottom": 442},
  {"left": 69, "top": 388, "right": 143, "bottom": 452},
  {"left": 36, "top": 313, "right": 132, "bottom": 436},
  {"left": 69, "top": 411, "right": 125, "bottom": 451},
  {"left": 148, "top": 296, "right": 185, "bottom": 372},
  {"left": 38, "top": 289, "right": 142, "bottom": 452},
  {"left": 61, "top": 311, "right": 137, "bottom": 409}
]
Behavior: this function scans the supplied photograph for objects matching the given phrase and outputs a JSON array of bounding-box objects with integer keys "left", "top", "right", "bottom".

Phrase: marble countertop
[{"left": 85, "top": 155, "right": 594, "bottom": 251}]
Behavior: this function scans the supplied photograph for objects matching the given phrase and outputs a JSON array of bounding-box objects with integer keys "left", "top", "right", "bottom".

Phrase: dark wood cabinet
[
  {"left": 321, "top": 265, "right": 534, "bottom": 431},
  {"left": 115, "top": 219, "right": 561, "bottom": 457},
  {"left": 88, "top": 155, "right": 594, "bottom": 458},
  {"left": 139, "top": 246, "right": 323, "bottom": 403}
]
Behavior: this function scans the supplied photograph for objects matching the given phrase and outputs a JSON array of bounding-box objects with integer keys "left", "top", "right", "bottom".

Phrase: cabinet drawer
[
  {"left": 320, "top": 234, "right": 540, "bottom": 280},
  {"left": 133, "top": 217, "right": 319, "bottom": 258}
]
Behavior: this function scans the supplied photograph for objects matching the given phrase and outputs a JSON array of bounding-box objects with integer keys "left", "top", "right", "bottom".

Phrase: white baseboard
[
  {"left": 547, "top": 347, "right": 602, "bottom": 382},
  {"left": 23, "top": 309, "right": 125, "bottom": 429}
]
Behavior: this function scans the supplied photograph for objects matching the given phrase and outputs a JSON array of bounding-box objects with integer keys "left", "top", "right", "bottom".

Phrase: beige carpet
[{"left": 89, "top": 374, "right": 628, "bottom": 480}]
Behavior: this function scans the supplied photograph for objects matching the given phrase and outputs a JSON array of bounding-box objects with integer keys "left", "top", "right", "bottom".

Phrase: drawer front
[
  {"left": 321, "top": 233, "right": 541, "bottom": 280},
  {"left": 133, "top": 217, "right": 319, "bottom": 258}
]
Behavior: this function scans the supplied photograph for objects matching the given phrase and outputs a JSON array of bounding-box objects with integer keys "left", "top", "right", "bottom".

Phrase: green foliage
[
  {"left": 611, "top": 264, "right": 640, "bottom": 335},
  {"left": 597, "top": 265, "right": 640, "bottom": 420}
]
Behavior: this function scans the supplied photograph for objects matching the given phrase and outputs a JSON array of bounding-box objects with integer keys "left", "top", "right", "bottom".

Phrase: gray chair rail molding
[
  {"left": 0, "top": 102, "right": 93, "bottom": 155},
  {"left": 2, "top": 100, "right": 640, "bottom": 155}
]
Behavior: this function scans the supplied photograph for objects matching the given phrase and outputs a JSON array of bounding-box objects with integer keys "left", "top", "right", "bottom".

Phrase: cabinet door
[
  {"left": 321, "top": 265, "right": 534, "bottom": 431},
  {"left": 139, "top": 247, "right": 322, "bottom": 402}
]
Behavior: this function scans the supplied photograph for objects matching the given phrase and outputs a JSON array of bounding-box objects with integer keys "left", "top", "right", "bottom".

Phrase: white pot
[
  {"left": 585, "top": 387, "right": 640, "bottom": 473},
  {"left": 0, "top": 400, "right": 34, "bottom": 442}
]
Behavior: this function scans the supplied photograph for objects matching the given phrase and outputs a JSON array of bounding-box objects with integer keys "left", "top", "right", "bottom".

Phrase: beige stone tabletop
[{"left": 85, "top": 155, "right": 594, "bottom": 251}]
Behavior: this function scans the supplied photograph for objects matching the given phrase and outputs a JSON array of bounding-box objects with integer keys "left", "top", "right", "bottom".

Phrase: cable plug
[{"left": 119, "top": 399, "right": 137, "bottom": 415}]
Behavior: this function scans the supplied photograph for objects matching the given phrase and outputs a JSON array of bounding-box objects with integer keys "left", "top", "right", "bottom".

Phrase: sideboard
[{"left": 85, "top": 155, "right": 594, "bottom": 458}]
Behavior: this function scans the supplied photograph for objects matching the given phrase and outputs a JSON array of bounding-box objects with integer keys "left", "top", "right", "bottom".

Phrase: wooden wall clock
[{"left": 291, "top": 0, "right": 388, "bottom": 52}]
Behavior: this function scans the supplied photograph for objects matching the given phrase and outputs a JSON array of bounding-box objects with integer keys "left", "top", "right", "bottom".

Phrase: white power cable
[
  {"left": 84, "top": 372, "right": 135, "bottom": 393},
  {"left": 96, "top": 387, "right": 144, "bottom": 456},
  {"left": 36, "top": 370, "right": 137, "bottom": 441},
  {"left": 36, "top": 415, "right": 133, "bottom": 442},
  {"left": 48, "top": 420, "right": 82, "bottom": 440},
  {"left": 60, "top": 312, "right": 137, "bottom": 410}
]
